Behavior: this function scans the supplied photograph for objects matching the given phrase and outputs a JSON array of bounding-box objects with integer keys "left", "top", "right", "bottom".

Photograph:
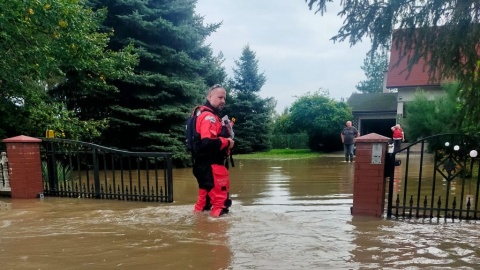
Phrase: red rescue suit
[{"left": 192, "top": 103, "right": 232, "bottom": 217}]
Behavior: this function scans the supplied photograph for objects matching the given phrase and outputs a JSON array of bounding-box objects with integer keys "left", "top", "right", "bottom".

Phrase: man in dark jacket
[{"left": 340, "top": 121, "right": 359, "bottom": 162}]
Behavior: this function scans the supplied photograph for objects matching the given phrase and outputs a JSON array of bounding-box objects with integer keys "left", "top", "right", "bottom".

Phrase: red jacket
[
  {"left": 393, "top": 128, "right": 403, "bottom": 140},
  {"left": 195, "top": 105, "right": 230, "bottom": 164}
]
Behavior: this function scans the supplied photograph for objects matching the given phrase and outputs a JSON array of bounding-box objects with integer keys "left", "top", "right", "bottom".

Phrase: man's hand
[{"left": 227, "top": 138, "right": 235, "bottom": 150}]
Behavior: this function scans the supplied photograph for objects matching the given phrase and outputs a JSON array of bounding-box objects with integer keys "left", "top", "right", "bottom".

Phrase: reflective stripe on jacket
[{"left": 195, "top": 105, "right": 229, "bottom": 164}]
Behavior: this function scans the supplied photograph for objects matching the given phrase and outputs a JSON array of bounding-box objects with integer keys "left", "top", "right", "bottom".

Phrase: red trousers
[{"left": 194, "top": 164, "right": 231, "bottom": 217}]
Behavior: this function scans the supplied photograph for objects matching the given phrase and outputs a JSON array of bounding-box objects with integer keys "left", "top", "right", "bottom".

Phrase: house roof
[
  {"left": 386, "top": 30, "right": 444, "bottom": 88},
  {"left": 347, "top": 93, "right": 398, "bottom": 112}
]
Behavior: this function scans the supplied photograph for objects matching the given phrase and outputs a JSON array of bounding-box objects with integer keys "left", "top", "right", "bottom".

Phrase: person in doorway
[
  {"left": 192, "top": 84, "right": 234, "bottom": 217},
  {"left": 340, "top": 121, "right": 360, "bottom": 162},
  {"left": 391, "top": 124, "right": 405, "bottom": 152}
]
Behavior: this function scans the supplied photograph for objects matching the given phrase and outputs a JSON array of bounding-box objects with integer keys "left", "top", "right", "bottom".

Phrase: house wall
[
  {"left": 395, "top": 85, "right": 445, "bottom": 125},
  {"left": 396, "top": 86, "right": 443, "bottom": 102}
]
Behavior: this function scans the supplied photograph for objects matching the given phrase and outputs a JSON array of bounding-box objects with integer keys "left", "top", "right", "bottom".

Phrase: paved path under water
[{"left": 1, "top": 155, "right": 480, "bottom": 269}]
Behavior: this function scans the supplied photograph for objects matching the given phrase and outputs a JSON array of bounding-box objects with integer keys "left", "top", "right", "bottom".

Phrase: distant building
[
  {"left": 348, "top": 29, "right": 450, "bottom": 137},
  {"left": 385, "top": 29, "right": 452, "bottom": 122},
  {"left": 347, "top": 92, "right": 397, "bottom": 138}
]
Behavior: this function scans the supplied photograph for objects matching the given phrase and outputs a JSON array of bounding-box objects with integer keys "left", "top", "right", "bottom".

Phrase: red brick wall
[
  {"left": 352, "top": 134, "right": 390, "bottom": 217},
  {"left": 3, "top": 136, "right": 43, "bottom": 199}
]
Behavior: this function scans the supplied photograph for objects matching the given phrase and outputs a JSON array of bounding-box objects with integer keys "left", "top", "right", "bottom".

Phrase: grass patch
[{"left": 233, "top": 149, "right": 322, "bottom": 160}]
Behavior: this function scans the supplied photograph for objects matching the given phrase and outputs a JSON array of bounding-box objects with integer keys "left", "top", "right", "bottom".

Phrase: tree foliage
[
  {"left": 404, "top": 84, "right": 462, "bottom": 141},
  {"left": 0, "top": 0, "right": 137, "bottom": 140},
  {"left": 305, "top": 0, "right": 480, "bottom": 123},
  {"left": 87, "top": 0, "right": 227, "bottom": 164},
  {"left": 223, "top": 45, "right": 274, "bottom": 153},
  {"left": 232, "top": 44, "right": 267, "bottom": 93},
  {"left": 272, "top": 107, "right": 295, "bottom": 135},
  {"left": 289, "top": 89, "right": 352, "bottom": 151},
  {"left": 356, "top": 49, "right": 389, "bottom": 94}
]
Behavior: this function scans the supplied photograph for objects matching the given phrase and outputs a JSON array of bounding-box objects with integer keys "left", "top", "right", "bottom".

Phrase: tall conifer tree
[
  {"left": 356, "top": 50, "right": 389, "bottom": 94},
  {"left": 88, "top": 0, "right": 226, "bottom": 161},
  {"left": 224, "top": 45, "right": 274, "bottom": 153}
]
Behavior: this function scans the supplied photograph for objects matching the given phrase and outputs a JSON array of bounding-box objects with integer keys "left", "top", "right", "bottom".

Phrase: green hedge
[{"left": 270, "top": 133, "right": 308, "bottom": 149}]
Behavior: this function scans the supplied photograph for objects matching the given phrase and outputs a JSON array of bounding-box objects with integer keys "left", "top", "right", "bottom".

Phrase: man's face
[
  {"left": 207, "top": 87, "right": 226, "bottom": 111},
  {"left": 346, "top": 121, "right": 352, "bottom": 127}
]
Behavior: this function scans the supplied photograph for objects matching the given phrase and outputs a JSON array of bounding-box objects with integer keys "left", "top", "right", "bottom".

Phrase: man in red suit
[{"left": 192, "top": 84, "right": 234, "bottom": 217}]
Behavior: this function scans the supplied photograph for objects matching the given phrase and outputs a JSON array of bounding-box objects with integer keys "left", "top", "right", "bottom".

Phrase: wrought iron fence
[
  {"left": 386, "top": 133, "right": 480, "bottom": 221},
  {"left": 40, "top": 138, "right": 173, "bottom": 202}
]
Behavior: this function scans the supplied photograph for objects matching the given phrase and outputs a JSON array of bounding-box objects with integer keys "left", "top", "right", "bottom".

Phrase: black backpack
[
  {"left": 185, "top": 105, "right": 235, "bottom": 168},
  {"left": 185, "top": 105, "right": 202, "bottom": 154}
]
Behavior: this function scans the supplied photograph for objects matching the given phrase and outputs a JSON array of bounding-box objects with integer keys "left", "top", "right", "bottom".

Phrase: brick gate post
[
  {"left": 2, "top": 135, "right": 43, "bottom": 199},
  {"left": 352, "top": 133, "right": 390, "bottom": 217}
]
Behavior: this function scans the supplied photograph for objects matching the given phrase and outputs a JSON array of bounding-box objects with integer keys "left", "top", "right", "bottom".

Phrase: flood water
[{"left": 1, "top": 155, "right": 480, "bottom": 269}]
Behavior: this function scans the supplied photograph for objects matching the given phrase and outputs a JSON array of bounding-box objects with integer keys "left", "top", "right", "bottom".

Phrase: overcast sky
[{"left": 195, "top": 1, "right": 372, "bottom": 113}]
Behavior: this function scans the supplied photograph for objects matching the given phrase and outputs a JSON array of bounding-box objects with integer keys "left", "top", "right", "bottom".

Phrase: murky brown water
[{"left": 1, "top": 155, "right": 480, "bottom": 269}]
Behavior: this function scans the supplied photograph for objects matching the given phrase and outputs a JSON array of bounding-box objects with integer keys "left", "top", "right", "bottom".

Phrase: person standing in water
[
  {"left": 192, "top": 84, "right": 234, "bottom": 217},
  {"left": 340, "top": 121, "right": 359, "bottom": 162}
]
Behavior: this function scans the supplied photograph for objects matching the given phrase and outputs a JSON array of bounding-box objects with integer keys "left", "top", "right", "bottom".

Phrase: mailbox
[{"left": 371, "top": 143, "right": 383, "bottom": 164}]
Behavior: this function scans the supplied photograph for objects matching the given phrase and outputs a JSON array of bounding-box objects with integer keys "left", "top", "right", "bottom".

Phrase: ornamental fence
[
  {"left": 40, "top": 138, "right": 174, "bottom": 203},
  {"left": 385, "top": 133, "right": 480, "bottom": 221}
]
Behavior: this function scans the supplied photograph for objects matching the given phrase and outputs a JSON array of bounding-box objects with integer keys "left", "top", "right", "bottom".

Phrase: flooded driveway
[{"left": 1, "top": 155, "right": 480, "bottom": 269}]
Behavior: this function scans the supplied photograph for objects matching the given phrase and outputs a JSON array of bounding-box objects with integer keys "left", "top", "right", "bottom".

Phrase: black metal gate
[
  {"left": 40, "top": 138, "right": 174, "bottom": 203},
  {"left": 386, "top": 133, "right": 480, "bottom": 221}
]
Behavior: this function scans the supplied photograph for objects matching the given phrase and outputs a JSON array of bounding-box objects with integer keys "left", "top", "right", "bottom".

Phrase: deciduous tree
[
  {"left": 0, "top": 0, "right": 137, "bottom": 140},
  {"left": 289, "top": 89, "right": 352, "bottom": 151}
]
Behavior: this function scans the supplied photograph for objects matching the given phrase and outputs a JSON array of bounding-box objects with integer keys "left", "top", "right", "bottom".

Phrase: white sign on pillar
[
  {"left": 371, "top": 143, "right": 383, "bottom": 164},
  {"left": 0, "top": 152, "right": 10, "bottom": 190}
]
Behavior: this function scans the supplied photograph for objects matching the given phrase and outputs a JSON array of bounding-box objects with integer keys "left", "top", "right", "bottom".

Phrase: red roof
[{"left": 386, "top": 31, "right": 443, "bottom": 88}]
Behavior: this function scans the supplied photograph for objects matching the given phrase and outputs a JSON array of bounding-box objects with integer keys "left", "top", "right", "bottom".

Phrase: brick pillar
[
  {"left": 352, "top": 133, "right": 390, "bottom": 217},
  {"left": 2, "top": 135, "right": 43, "bottom": 199}
]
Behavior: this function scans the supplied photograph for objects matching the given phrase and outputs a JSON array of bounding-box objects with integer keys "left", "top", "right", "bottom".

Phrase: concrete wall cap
[
  {"left": 356, "top": 133, "right": 390, "bottom": 143},
  {"left": 2, "top": 135, "right": 42, "bottom": 143}
]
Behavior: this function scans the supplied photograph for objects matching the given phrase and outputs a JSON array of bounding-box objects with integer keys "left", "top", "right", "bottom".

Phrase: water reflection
[
  {"left": 1, "top": 155, "right": 480, "bottom": 269},
  {"left": 350, "top": 216, "right": 480, "bottom": 269}
]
